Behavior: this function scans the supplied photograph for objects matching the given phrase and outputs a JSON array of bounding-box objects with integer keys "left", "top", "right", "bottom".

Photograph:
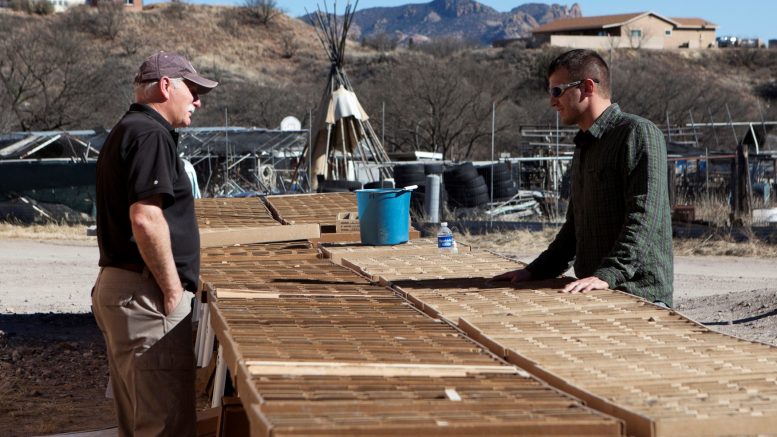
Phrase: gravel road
[
  {"left": 0, "top": 240, "right": 99, "bottom": 314},
  {"left": 1, "top": 239, "right": 776, "bottom": 314}
]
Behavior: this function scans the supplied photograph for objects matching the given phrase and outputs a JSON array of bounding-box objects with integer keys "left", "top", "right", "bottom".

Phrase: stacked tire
[
  {"left": 317, "top": 179, "right": 362, "bottom": 193},
  {"left": 443, "top": 162, "right": 490, "bottom": 208},
  {"left": 393, "top": 164, "right": 427, "bottom": 188},
  {"left": 363, "top": 180, "right": 394, "bottom": 189},
  {"left": 476, "top": 163, "right": 518, "bottom": 201},
  {"left": 393, "top": 164, "right": 427, "bottom": 215}
]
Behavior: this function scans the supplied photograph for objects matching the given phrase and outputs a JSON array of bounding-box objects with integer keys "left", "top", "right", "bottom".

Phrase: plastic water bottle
[{"left": 437, "top": 222, "right": 455, "bottom": 252}]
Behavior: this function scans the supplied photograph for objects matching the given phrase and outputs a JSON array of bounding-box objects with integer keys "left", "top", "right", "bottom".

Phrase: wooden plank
[
  {"left": 207, "top": 299, "right": 243, "bottom": 381},
  {"left": 211, "top": 288, "right": 390, "bottom": 301},
  {"left": 199, "top": 224, "right": 320, "bottom": 247},
  {"left": 243, "top": 361, "right": 523, "bottom": 377},
  {"left": 249, "top": 400, "right": 623, "bottom": 436}
]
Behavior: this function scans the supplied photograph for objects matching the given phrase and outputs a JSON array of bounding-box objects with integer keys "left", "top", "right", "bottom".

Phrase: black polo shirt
[{"left": 96, "top": 103, "right": 200, "bottom": 291}]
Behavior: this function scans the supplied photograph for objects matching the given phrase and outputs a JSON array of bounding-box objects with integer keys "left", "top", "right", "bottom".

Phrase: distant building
[
  {"left": 0, "top": 0, "right": 142, "bottom": 12},
  {"left": 89, "top": 0, "right": 142, "bottom": 12},
  {"left": 49, "top": 0, "right": 86, "bottom": 13},
  {"left": 531, "top": 11, "right": 717, "bottom": 50}
]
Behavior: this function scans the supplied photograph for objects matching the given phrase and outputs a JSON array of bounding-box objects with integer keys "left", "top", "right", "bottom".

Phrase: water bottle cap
[{"left": 441, "top": 222, "right": 447, "bottom": 227}]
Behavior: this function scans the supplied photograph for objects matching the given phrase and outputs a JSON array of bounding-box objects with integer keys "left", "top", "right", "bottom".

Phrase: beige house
[
  {"left": 86, "top": 0, "right": 143, "bottom": 12},
  {"left": 532, "top": 12, "right": 717, "bottom": 49}
]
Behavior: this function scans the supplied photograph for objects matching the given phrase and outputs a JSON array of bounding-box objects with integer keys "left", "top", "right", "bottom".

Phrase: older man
[
  {"left": 92, "top": 52, "right": 217, "bottom": 435},
  {"left": 493, "top": 49, "right": 673, "bottom": 307}
]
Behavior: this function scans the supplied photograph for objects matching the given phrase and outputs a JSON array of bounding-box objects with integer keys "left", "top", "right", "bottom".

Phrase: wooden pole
[{"left": 734, "top": 143, "right": 752, "bottom": 223}]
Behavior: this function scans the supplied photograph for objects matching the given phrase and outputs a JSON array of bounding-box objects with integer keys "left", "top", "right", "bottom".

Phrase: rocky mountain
[{"left": 339, "top": 0, "right": 582, "bottom": 45}]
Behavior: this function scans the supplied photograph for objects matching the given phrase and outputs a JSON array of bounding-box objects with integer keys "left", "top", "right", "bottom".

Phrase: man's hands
[
  {"left": 561, "top": 276, "right": 609, "bottom": 293},
  {"left": 163, "top": 289, "right": 184, "bottom": 316},
  {"left": 490, "top": 268, "right": 532, "bottom": 285},
  {"left": 130, "top": 195, "right": 186, "bottom": 317},
  {"left": 491, "top": 270, "right": 609, "bottom": 294}
]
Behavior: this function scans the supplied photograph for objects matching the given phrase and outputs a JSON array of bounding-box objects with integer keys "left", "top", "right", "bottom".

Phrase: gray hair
[{"left": 133, "top": 77, "right": 184, "bottom": 100}]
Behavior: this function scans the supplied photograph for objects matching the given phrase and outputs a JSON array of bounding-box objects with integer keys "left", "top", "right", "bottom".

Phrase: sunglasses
[{"left": 548, "top": 78, "right": 600, "bottom": 98}]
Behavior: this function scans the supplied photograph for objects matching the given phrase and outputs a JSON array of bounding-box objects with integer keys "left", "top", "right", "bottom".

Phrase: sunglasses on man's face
[{"left": 548, "top": 78, "right": 600, "bottom": 98}]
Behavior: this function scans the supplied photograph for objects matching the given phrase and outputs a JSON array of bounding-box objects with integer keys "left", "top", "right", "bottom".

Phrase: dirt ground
[{"left": 1, "top": 235, "right": 777, "bottom": 435}]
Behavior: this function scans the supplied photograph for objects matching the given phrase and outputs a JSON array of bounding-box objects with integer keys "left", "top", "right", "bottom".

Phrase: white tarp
[{"left": 326, "top": 86, "right": 369, "bottom": 124}]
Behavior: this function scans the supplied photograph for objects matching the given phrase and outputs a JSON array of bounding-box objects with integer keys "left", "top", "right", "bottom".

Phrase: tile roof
[
  {"left": 532, "top": 12, "right": 645, "bottom": 33},
  {"left": 672, "top": 17, "right": 718, "bottom": 28},
  {"left": 532, "top": 12, "right": 716, "bottom": 33}
]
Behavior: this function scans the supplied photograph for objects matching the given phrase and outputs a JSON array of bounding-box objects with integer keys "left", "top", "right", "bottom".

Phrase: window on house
[
  {"left": 125, "top": 0, "right": 134, "bottom": 4},
  {"left": 598, "top": 31, "right": 607, "bottom": 36},
  {"left": 665, "top": 29, "right": 672, "bottom": 36},
  {"left": 630, "top": 29, "right": 642, "bottom": 38}
]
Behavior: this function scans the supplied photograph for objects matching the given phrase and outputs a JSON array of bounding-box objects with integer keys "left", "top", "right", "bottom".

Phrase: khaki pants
[{"left": 92, "top": 267, "right": 196, "bottom": 437}]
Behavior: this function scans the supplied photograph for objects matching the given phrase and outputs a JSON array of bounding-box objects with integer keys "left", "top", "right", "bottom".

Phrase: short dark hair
[{"left": 548, "top": 49, "right": 611, "bottom": 98}]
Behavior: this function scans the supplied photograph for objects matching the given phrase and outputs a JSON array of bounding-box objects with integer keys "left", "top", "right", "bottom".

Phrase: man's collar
[
  {"left": 574, "top": 104, "right": 620, "bottom": 148},
  {"left": 129, "top": 103, "right": 175, "bottom": 132},
  {"left": 586, "top": 103, "right": 620, "bottom": 139}
]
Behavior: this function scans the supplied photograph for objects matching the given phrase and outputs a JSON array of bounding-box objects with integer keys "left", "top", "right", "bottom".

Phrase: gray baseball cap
[{"left": 134, "top": 51, "right": 218, "bottom": 94}]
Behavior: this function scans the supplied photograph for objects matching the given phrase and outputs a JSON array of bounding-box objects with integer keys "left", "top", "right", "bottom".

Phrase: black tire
[
  {"left": 444, "top": 175, "right": 488, "bottom": 193},
  {"left": 363, "top": 181, "right": 394, "bottom": 189},
  {"left": 448, "top": 183, "right": 488, "bottom": 198},
  {"left": 424, "top": 163, "right": 444, "bottom": 175},
  {"left": 478, "top": 165, "right": 512, "bottom": 183},
  {"left": 443, "top": 162, "right": 480, "bottom": 183},
  {"left": 448, "top": 191, "right": 489, "bottom": 208},
  {"left": 318, "top": 179, "right": 362, "bottom": 193},
  {"left": 319, "top": 186, "right": 354, "bottom": 193},
  {"left": 394, "top": 165, "right": 427, "bottom": 187},
  {"left": 393, "top": 164, "right": 425, "bottom": 177}
]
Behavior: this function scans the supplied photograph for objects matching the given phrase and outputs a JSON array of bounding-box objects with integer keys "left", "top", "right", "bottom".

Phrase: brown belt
[{"left": 110, "top": 263, "right": 146, "bottom": 273}]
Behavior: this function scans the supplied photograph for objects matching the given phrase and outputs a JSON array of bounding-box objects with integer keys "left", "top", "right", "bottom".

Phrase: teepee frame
[{"left": 305, "top": 0, "right": 393, "bottom": 189}]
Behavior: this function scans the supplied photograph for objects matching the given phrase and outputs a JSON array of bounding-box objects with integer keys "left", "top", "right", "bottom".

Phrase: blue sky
[{"left": 166, "top": 1, "right": 777, "bottom": 40}]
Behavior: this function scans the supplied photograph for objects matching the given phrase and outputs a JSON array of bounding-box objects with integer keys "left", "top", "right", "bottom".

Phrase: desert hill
[
  {"left": 341, "top": 0, "right": 581, "bottom": 45},
  {"left": 1, "top": 3, "right": 776, "bottom": 159}
]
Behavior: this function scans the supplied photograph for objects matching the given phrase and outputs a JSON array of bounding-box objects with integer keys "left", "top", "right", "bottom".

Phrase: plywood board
[
  {"left": 199, "top": 224, "right": 320, "bottom": 247},
  {"left": 349, "top": 255, "right": 777, "bottom": 437},
  {"left": 196, "top": 197, "right": 279, "bottom": 229}
]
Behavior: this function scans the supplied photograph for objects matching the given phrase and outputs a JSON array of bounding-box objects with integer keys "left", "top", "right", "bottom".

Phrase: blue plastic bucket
[{"left": 356, "top": 188, "right": 411, "bottom": 245}]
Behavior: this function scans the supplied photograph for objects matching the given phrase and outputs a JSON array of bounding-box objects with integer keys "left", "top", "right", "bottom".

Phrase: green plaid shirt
[{"left": 527, "top": 104, "right": 674, "bottom": 306}]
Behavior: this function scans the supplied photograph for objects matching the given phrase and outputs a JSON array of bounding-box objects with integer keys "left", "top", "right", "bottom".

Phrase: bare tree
[
  {"left": 8, "top": 0, "right": 53, "bottom": 15},
  {"left": 372, "top": 57, "right": 513, "bottom": 160},
  {"left": 118, "top": 31, "right": 148, "bottom": 57},
  {"left": 0, "top": 25, "right": 112, "bottom": 131},
  {"left": 63, "top": 3, "right": 125, "bottom": 41},
  {"left": 622, "top": 25, "right": 650, "bottom": 49},
  {"left": 409, "top": 36, "right": 479, "bottom": 58},
  {"left": 361, "top": 33, "right": 399, "bottom": 52},
  {"left": 203, "top": 81, "right": 314, "bottom": 129},
  {"left": 243, "top": 0, "right": 282, "bottom": 25},
  {"left": 606, "top": 34, "right": 621, "bottom": 51},
  {"left": 93, "top": 2, "right": 125, "bottom": 41},
  {"left": 280, "top": 32, "right": 298, "bottom": 59}
]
